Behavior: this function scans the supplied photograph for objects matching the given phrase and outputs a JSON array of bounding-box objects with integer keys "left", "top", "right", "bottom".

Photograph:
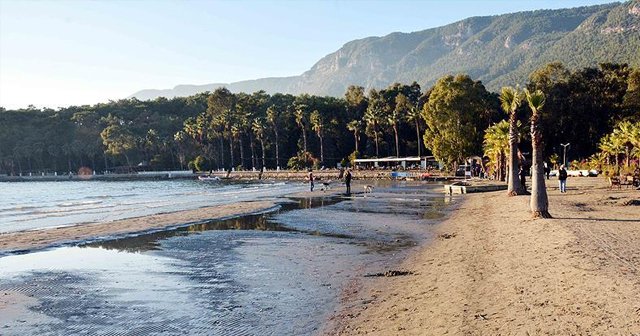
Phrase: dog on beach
[
  {"left": 364, "top": 185, "right": 374, "bottom": 194},
  {"left": 321, "top": 181, "right": 332, "bottom": 191}
]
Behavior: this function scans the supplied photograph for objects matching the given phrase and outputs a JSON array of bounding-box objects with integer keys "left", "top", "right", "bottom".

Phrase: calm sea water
[
  {"left": 0, "top": 180, "right": 305, "bottom": 233},
  {"left": 0, "top": 181, "right": 455, "bottom": 335}
]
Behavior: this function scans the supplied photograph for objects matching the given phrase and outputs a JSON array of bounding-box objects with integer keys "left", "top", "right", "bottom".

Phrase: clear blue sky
[{"left": 0, "top": 0, "right": 618, "bottom": 109}]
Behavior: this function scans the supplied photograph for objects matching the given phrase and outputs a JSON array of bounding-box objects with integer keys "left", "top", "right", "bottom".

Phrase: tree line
[{"left": 0, "top": 62, "right": 637, "bottom": 176}]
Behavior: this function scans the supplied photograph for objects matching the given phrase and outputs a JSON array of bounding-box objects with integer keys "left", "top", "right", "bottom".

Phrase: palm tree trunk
[
  {"left": 353, "top": 132, "right": 359, "bottom": 154},
  {"left": 393, "top": 124, "right": 400, "bottom": 157},
  {"left": 239, "top": 137, "right": 245, "bottom": 170},
  {"left": 302, "top": 129, "right": 307, "bottom": 153},
  {"left": 249, "top": 133, "right": 256, "bottom": 169},
  {"left": 274, "top": 129, "right": 280, "bottom": 169},
  {"left": 319, "top": 134, "right": 324, "bottom": 165},
  {"left": 507, "top": 113, "right": 526, "bottom": 196},
  {"left": 229, "top": 138, "right": 235, "bottom": 169},
  {"left": 374, "top": 132, "right": 379, "bottom": 158},
  {"left": 219, "top": 137, "right": 225, "bottom": 169},
  {"left": 260, "top": 138, "right": 266, "bottom": 169},
  {"left": 626, "top": 146, "right": 630, "bottom": 167},
  {"left": 530, "top": 112, "right": 551, "bottom": 218},
  {"left": 414, "top": 120, "right": 421, "bottom": 157}
]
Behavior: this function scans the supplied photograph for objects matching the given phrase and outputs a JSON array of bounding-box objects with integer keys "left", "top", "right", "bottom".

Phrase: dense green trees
[
  {"left": 0, "top": 62, "right": 637, "bottom": 175},
  {"left": 422, "top": 75, "right": 498, "bottom": 170}
]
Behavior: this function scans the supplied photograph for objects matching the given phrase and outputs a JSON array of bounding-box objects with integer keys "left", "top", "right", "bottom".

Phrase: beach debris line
[
  {"left": 438, "top": 232, "right": 457, "bottom": 239},
  {"left": 622, "top": 199, "right": 640, "bottom": 206},
  {"left": 364, "top": 270, "right": 414, "bottom": 277}
]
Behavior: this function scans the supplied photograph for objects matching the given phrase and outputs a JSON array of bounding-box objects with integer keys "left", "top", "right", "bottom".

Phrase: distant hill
[{"left": 129, "top": 1, "right": 640, "bottom": 100}]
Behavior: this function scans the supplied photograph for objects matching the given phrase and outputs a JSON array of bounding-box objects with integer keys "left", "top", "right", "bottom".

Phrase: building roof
[{"left": 354, "top": 156, "right": 435, "bottom": 163}]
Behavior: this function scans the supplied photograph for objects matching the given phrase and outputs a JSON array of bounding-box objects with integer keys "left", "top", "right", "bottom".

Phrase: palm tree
[
  {"left": 252, "top": 118, "right": 267, "bottom": 169},
  {"left": 364, "top": 90, "right": 384, "bottom": 157},
  {"left": 483, "top": 120, "right": 510, "bottom": 181},
  {"left": 612, "top": 121, "right": 640, "bottom": 167},
  {"left": 310, "top": 110, "right": 325, "bottom": 165},
  {"left": 389, "top": 93, "right": 409, "bottom": 157},
  {"left": 406, "top": 103, "right": 422, "bottom": 157},
  {"left": 500, "top": 86, "right": 527, "bottom": 196},
  {"left": 525, "top": 89, "right": 551, "bottom": 218},
  {"left": 346, "top": 120, "right": 362, "bottom": 154},
  {"left": 294, "top": 104, "right": 308, "bottom": 153},
  {"left": 266, "top": 105, "right": 280, "bottom": 169},
  {"left": 599, "top": 133, "right": 623, "bottom": 167}
]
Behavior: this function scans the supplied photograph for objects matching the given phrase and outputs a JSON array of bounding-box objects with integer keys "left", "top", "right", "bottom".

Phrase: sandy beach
[
  {"left": 330, "top": 177, "right": 640, "bottom": 335},
  {"left": 0, "top": 200, "right": 276, "bottom": 253}
]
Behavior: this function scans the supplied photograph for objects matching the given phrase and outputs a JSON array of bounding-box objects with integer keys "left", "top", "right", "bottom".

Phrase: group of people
[
  {"left": 308, "top": 168, "right": 353, "bottom": 194},
  {"left": 308, "top": 163, "right": 571, "bottom": 195}
]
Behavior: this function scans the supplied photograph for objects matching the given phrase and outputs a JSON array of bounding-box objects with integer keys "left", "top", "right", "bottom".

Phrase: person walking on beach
[
  {"left": 544, "top": 161, "right": 550, "bottom": 180},
  {"left": 344, "top": 168, "right": 352, "bottom": 195},
  {"left": 558, "top": 164, "right": 568, "bottom": 193},
  {"left": 308, "top": 170, "right": 314, "bottom": 192}
]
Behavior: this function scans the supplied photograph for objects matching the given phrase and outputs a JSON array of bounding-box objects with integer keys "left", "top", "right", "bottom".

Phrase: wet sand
[
  {"left": 0, "top": 200, "right": 276, "bottom": 253},
  {"left": 331, "top": 178, "right": 640, "bottom": 335}
]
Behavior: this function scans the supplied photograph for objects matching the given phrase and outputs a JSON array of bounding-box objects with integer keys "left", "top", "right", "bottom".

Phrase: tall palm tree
[
  {"left": 389, "top": 93, "right": 409, "bottom": 157},
  {"left": 525, "top": 89, "right": 551, "bottom": 218},
  {"left": 294, "top": 104, "right": 308, "bottom": 153},
  {"left": 266, "top": 105, "right": 280, "bottom": 169},
  {"left": 252, "top": 118, "right": 266, "bottom": 169},
  {"left": 500, "top": 86, "right": 527, "bottom": 196},
  {"left": 346, "top": 120, "right": 362, "bottom": 154},
  {"left": 310, "top": 110, "right": 325, "bottom": 165},
  {"left": 364, "top": 90, "right": 384, "bottom": 157},
  {"left": 406, "top": 104, "right": 422, "bottom": 157}
]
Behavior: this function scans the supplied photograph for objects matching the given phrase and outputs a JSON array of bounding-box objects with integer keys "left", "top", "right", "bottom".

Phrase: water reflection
[{"left": 84, "top": 196, "right": 343, "bottom": 253}]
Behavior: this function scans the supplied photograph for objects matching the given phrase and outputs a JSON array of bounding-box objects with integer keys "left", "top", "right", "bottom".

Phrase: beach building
[{"left": 354, "top": 156, "right": 439, "bottom": 170}]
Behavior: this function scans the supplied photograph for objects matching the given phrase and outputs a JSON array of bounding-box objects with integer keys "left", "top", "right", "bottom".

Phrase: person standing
[
  {"left": 544, "top": 161, "right": 551, "bottom": 180},
  {"left": 558, "top": 164, "right": 568, "bottom": 193},
  {"left": 344, "top": 168, "right": 352, "bottom": 195},
  {"left": 519, "top": 165, "right": 527, "bottom": 190},
  {"left": 308, "top": 170, "right": 314, "bottom": 192}
]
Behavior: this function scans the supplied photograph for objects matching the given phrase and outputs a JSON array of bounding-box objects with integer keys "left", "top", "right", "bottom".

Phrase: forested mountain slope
[{"left": 130, "top": 1, "right": 639, "bottom": 100}]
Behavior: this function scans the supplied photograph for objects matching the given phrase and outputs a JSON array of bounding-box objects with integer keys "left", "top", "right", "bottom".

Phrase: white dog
[{"left": 364, "top": 185, "right": 374, "bottom": 194}]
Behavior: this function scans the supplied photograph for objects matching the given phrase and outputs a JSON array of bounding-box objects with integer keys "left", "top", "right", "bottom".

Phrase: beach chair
[{"left": 608, "top": 176, "right": 621, "bottom": 189}]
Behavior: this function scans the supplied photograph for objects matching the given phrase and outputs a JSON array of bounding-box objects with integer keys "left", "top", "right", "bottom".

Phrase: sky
[{"left": 0, "top": 0, "right": 619, "bottom": 109}]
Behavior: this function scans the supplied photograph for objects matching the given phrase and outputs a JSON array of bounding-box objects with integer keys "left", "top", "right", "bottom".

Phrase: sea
[
  {"left": 0, "top": 179, "right": 455, "bottom": 335},
  {"left": 0, "top": 180, "right": 304, "bottom": 233}
]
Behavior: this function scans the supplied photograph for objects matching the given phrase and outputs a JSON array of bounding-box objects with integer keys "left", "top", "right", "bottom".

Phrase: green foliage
[
  {"left": 422, "top": 75, "right": 498, "bottom": 169},
  {"left": 0, "top": 60, "right": 637, "bottom": 176},
  {"left": 348, "top": 150, "right": 359, "bottom": 167},
  {"left": 191, "top": 155, "right": 211, "bottom": 172},
  {"left": 287, "top": 151, "right": 318, "bottom": 171}
]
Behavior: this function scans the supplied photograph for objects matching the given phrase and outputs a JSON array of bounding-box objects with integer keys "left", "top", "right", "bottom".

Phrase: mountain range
[{"left": 130, "top": 1, "right": 640, "bottom": 100}]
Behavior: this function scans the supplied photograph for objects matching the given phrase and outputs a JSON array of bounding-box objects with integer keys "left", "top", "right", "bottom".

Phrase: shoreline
[
  {"left": 0, "top": 200, "right": 278, "bottom": 255},
  {"left": 0, "top": 169, "right": 458, "bottom": 182},
  {"left": 329, "top": 177, "right": 640, "bottom": 335}
]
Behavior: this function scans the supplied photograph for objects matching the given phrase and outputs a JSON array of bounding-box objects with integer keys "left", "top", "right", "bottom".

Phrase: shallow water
[
  {"left": 0, "top": 182, "right": 458, "bottom": 335},
  {"left": 0, "top": 180, "right": 305, "bottom": 233}
]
